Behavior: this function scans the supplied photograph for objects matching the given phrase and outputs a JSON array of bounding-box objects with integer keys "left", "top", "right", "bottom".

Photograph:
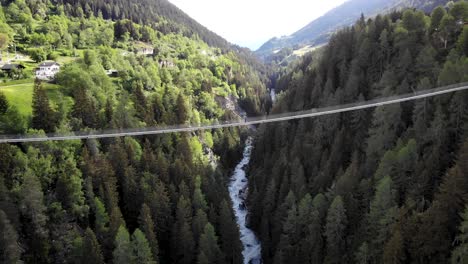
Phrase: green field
[{"left": 0, "top": 82, "right": 73, "bottom": 116}]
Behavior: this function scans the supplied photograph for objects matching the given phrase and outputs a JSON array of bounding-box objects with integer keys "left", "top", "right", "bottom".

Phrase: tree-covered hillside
[
  {"left": 0, "top": 0, "right": 269, "bottom": 263},
  {"left": 248, "top": 2, "right": 468, "bottom": 263},
  {"left": 0, "top": 0, "right": 233, "bottom": 49}
]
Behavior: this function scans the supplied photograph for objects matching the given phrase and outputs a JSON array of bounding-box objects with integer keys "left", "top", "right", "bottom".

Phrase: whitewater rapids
[{"left": 228, "top": 137, "right": 262, "bottom": 264}]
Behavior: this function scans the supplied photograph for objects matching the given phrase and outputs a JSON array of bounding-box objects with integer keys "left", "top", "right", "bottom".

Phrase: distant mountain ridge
[{"left": 255, "top": 0, "right": 453, "bottom": 59}]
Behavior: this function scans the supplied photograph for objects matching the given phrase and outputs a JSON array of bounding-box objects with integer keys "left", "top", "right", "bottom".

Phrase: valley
[{"left": 0, "top": 0, "right": 467, "bottom": 264}]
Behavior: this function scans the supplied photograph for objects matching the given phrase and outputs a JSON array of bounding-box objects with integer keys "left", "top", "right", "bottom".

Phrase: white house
[
  {"left": 137, "top": 47, "right": 154, "bottom": 56},
  {"left": 35, "top": 61, "right": 60, "bottom": 80}
]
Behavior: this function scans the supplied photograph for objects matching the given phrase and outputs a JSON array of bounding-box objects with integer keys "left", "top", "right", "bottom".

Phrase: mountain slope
[
  {"left": 256, "top": 0, "right": 452, "bottom": 59},
  {"left": 46, "top": 0, "right": 231, "bottom": 49},
  {"left": 248, "top": 2, "right": 468, "bottom": 263},
  {"left": 0, "top": 0, "right": 270, "bottom": 263}
]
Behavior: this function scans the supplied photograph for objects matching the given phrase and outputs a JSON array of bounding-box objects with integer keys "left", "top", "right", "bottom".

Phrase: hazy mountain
[{"left": 255, "top": 0, "right": 452, "bottom": 59}]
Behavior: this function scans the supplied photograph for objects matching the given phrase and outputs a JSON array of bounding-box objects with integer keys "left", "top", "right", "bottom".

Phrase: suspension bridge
[{"left": 1, "top": 82, "right": 467, "bottom": 143}]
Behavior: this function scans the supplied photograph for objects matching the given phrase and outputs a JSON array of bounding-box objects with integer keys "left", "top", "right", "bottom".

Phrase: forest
[
  {"left": 0, "top": 0, "right": 468, "bottom": 263},
  {"left": 0, "top": 0, "right": 270, "bottom": 263},
  {"left": 247, "top": 1, "right": 468, "bottom": 263}
]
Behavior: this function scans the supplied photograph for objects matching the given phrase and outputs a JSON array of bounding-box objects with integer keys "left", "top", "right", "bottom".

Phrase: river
[{"left": 228, "top": 137, "right": 262, "bottom": 264}]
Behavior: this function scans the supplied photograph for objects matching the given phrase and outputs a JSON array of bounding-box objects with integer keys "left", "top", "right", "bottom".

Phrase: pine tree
[
  {"left": 20, "top": 170, "right": 50, "bottom": 262},
  {"left": 104, "top": 97, "right": 114, "bottom": 127},
  {"left": 113, "top": 225, "right": 132, "bottom": 264},
  {"left": 147, "top": 180, "right": 172, "bottom": 245},
  {"left": 217, "top": 199, "right": 243, "bottom": 264},
  {"left": 138, "top": 204, "right": 159, "bottom": 262},
  {"left": 193, "top": 177, "right": 208, "bottom": 213},
  {"left": 94, "top": 197, "right": 110, "bottom": 239},
  {"left": 430, "top": 6, "right": 447, "bottom": 33},
  {"left": 0, "top": 91, "right": 8, "bottom": 115},
  {"left": 171, "top": 196, "right": 195, "bottom": 264},
  {"left": 55, "top": 157, "right": 89, "bottom": 219},
  {"left": 367, "top": 176, "right": 397, "bottom": 261},
  {"left": 131, "top": 229, "right": 156, "bottom": 264},
  {"left": 457, "top": 27, "right": 468, "bottom": 57},
  {"left": 452, "top": 206, "right": 468, "bottom": 264},
  {"left": 355, "top": 242, "right": 370, "bottom": 264},
  {"left": 272, "top": 190, "right": 296, "bottom": 256},
  {"left": 0, "top": 209, "right": 22, "bottom": 263},
  {"left": 176, "top": 93, "right": 190, "bottom": 124},
  {"left": 275, "top": 203, "right": 299, "bottom": 264},
  {"left": 366, "top": 104, "right": 402, "bottom": 172},
  {"left": 383, "top": 229, "right": 405, "bottom": 264},
  {"left": 71, "top": 85, "right": 97, "bottom": 128},
  {"left": 69, "top": 235, "right": 84, "bottom": 264},
  {"left": 133, "top": 81, "right": 148, "bottom": 121},
  {"left": 31, "top": 79, "right": 56, "bottom": 132},
  {"left": 324, "top": 196, "right": 348, "bottom": 264},
  {"left": 297, "top": 194, "right": 323, "bottom": 263},
  {"left": 82, "top": 228, "right": 104, "bottom": 264},
  {"left": 415, "top": 46, "right": 439, "bottom": 83},
  {"left": 197, "top": 223, "right": 223, "bottom": 264},
  {"left": 193, "top": 209, "right": 209, "bottom": 246}
]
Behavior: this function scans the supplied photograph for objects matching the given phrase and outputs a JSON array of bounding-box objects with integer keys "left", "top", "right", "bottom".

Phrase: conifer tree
[
  {"left": 383, "top": 229, "right": 405, "bottom": 264},
  {"left": 138, "top": 204, "right": 159, "bottom": 262},
  {"left": 355, "top": 242, "right": 370, "bottom": 264},
  {"left": 71, "top": 85, "right": 97, "bottom": 128},
  {"left": 324, "top": 196, "right": 347, "bottom": 264},
  {"left": 197, "top": 223, "right": 223, "bottom": 264},
  {"left": 366, "top": 104, "right": 402, "bottom": 172},
  {"left": 430, "top": 6, "right": 447, "bottom": 33},
  {"left": 171, "top": 196, "right": 195, "bottom": 264},
  {"left": 297, "top": 194, "right": 323, "bottom": 263},
  {"left": 0, "top": 209, "right": 22, "bottom": 263},
  {"left": 56, "top": 157, "right": 88, "bottom": 219},
  {"left": 32, "top": 79, "right": 56, "bottom": 132},
  {"left": 113, "top": 225, "right": 132, "bottom": 264},
  {"left": 94, "top": 197, "right": 110, "bottom": 238},
  {"left": 20, "top": 170, "right": 50, "bottom": 262},
  {"left": 176, "top": 93, "right": 190, "bottom": 124},
  {"left": 275, "top": 204, "right": 299, "bottom": 264},
  {"left": 218, "top": 199, "right": 243, "bottom": 264},
  {"left": 0, "top": 91, "right": 8, "bottom": 115},
  {"left": 452, "top": 206, "right": 468, "bottom": 264},
  {"left": 193, "top": 209, "right": 209, "bottom": 245},
  {"left": 82, "top": 228, "right": 104, "bottom": 264},
  {"left": 131, "top": 229, "right": 156, "bottom": 264},
  {"left": 367, "top": 176, "right": 397, "bottom": 261}
]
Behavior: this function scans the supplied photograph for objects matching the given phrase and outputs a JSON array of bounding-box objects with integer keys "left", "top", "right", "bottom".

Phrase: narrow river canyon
[{"left": 228, "top": 137, "right": 262, "bottom": 264}]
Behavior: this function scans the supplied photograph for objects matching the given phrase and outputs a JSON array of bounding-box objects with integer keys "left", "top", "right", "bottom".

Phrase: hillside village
[{"left": 0, "top": 40, "right": 174, "bottom": 117}]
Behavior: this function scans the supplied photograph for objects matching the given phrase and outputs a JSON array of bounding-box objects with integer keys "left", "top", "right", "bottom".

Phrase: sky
[{"left": 168, "top": 0, "right": 348, "bottom": 50}]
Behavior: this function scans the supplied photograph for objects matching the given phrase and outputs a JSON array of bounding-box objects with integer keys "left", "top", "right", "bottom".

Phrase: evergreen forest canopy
[
  {"left": 1, "top": 0, "right": 232, "bottom": 49},
  {"left": 248, "top": 1, "right": 468, "bottom": 263}
]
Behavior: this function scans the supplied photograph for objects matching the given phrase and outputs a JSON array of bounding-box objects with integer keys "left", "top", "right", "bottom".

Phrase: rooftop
[{"left": 1, "top": 64, "right": 25, "bottom": 70}]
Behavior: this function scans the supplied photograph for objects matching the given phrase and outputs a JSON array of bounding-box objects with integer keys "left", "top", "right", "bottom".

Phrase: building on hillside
[
  {"left": 1, "top": 63, "right": 25, "bottom": 78},
  {"left": 137, "top": 47, "right": 154, "bottom": 56},
  {"left": 35, "top": 61, "right": 60, "bottom": 80},
  {"left": 1, "top": 63, "right": 25, "bottom": 72},
  {"left": 158, "top": 59, "right": 175, "bottom": 68},
  {"left": 105, "top": 69, "right": 119, "bottom": 77}
]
